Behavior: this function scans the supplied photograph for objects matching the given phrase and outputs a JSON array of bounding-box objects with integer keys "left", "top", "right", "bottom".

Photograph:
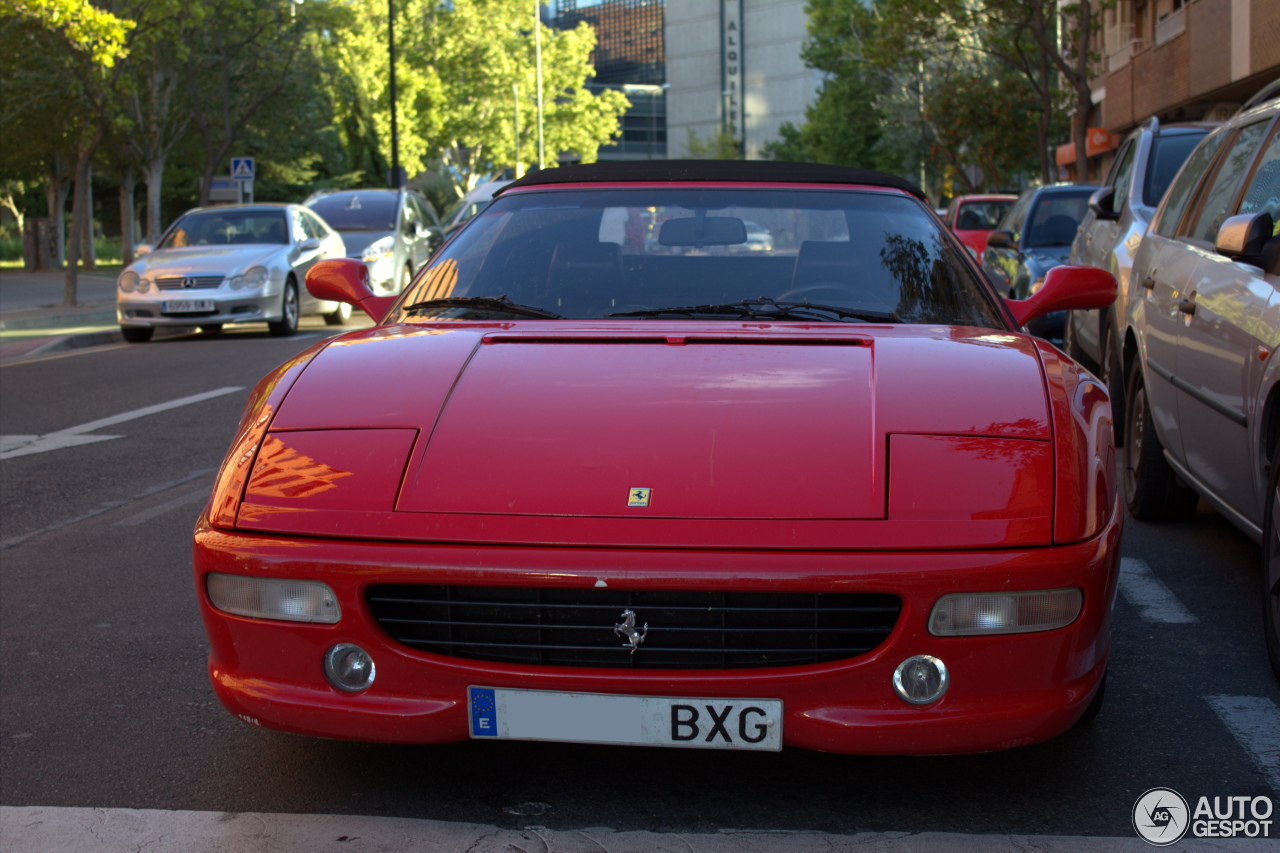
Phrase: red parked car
[
  {"left": 194, "top": 161, "right": 1120, "bottom": 755},
  {"left": 944, "top": 193, "right": 1019, "bottom": 258}
]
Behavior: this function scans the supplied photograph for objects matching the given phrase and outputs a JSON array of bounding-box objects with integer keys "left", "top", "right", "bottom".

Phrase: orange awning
[{"left": 1055, "top": 128, "right": 1120, "bottom": 166}]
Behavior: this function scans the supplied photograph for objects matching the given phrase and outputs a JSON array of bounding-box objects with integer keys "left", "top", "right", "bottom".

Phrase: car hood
[
  {"left": 137, "top": 245, "right": 285, "bottom": 276},
  {"left": 241, "top": 323, "right": 1055, "bottom": 548},
  {"left": 337, "top": 230, "right": 395, "bottom": 257}
]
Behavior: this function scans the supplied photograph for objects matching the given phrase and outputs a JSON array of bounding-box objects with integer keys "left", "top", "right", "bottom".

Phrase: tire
[
  {"left": 268, "top": 278, "right": 300, "bottom": 337},
  {"left": 1064, "top": 312, "right": 1086, "bottom": 363},
  {"left": 1262, "top": 450, "right": 1280, "bottom": 682},
  {"left": 120, "top": 326, "right": 153, "bottom": 343},
  {"left": 1101, "top": 317, "right": 1125, "bottom": 444},
  {"left": 199, "top": 323, "right": 223, "bottom": 334},
  {"left": 323, "top": 301, "right": 351, "bottom": 326},
  {"left": 1123, "top": 359, "right": 1199, "bottom": 521},
  {"left": 1074, "top": 666, "right": 1107, "bottom": 727}
]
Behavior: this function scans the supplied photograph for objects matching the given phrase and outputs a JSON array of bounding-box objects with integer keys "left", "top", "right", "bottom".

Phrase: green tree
[
  {"left": 684, "top": 128, "right": 742, "bottom": 160},
  {"left": 762, "top": 2, "right": 903, "bottom": 176},
  {"left": 1, "top": 0, "right": 134, "bottom": 66},
  {"left": 925, "top": 66, "right": 1043, "bottom": 192}
]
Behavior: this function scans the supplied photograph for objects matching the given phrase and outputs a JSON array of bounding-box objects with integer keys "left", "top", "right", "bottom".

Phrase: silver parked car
[
  {"left": 116, "top": 204, "right": 349, "bottom": 343},
  {"left": 1066, "top": 119, "right": 1214, "bottom": 421},
  {"left": 1118, "top": 85, "right": 1280, "bottom": 678},
  {"left": 305, "top": 188, "right": 443, "bottom": 295},
  {"left": 441, "top": 180, "right": 512, "bottom": 236}
]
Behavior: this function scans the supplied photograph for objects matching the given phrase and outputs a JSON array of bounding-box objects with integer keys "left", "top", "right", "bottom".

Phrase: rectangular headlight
[
  {"left": 206, "top": 573, "right": 341, "bottom": 624},
  {"left": 928, "top": 588, "right": 1082, "bottom": 636}
]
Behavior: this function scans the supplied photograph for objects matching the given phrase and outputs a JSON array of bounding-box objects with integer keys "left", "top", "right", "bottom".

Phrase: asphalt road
[{"left": 1, "top": 320, "right": 1277, "bottom": 841}]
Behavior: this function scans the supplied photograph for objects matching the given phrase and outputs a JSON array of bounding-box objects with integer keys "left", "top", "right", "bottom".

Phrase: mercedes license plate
[
  {"left": 162, "top": 299, "right": 214, "bottom": 313},
  {"left": 467, "top": 686, "right": 782, "bottom": 751}
]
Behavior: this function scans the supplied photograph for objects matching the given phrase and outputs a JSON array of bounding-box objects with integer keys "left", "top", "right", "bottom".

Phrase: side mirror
[
  {"left": 299, "top": 237, "right": 322, "bottom": 253},
  {"left": 306, "top": 258, "right": 397, "bottom": 322},
  {"left": 135, "top": 243, "right": 153, "bottom": 258},
  {"left": 986, "top": 230, "right": 1016, "bottom": 250},
  {"left": 1216, "top": 212, "right": 1273, "bottom": 260},
  {"left": 1088, "top": 187, "right": 1120, "bottom": 221},
  {"left": 1004, "top": 265, "right": 1117, "bottom": 328}
]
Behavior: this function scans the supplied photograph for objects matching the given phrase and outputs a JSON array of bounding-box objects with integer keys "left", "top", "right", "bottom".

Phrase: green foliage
[
  {"left": 683, "top": 129, "right": 742, "bottom": 160},
  {"left": 1, "top": 0, "right": 134, "bottom": 66},
  {"left": 927, "top": 67, "right": 1043, "bottom": 191}
]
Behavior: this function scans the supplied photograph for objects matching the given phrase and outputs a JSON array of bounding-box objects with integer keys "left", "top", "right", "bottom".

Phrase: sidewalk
[{"left": 0, "top": 269, "right": 124, "bottom": 361}]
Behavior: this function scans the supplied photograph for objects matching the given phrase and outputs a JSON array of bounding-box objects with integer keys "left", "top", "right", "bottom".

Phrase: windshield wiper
[
  {"left": 402, "top": 295, "right": 564, "bottom": 320},
  {"left": 608, "top": 298, "right": 899, "bottom": 324}
]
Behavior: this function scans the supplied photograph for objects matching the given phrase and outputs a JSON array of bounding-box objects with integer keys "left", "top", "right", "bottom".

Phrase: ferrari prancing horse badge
[{"left": 627, "top": 488, "right": 651, "bottom": 507}]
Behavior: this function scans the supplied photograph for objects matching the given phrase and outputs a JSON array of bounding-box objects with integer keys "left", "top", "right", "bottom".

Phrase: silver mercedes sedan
[{"left": 116, "top": 204, "right": 349, "bottom": 342}]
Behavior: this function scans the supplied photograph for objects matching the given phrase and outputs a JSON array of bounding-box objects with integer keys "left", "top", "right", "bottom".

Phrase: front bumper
[
  {"left": 193, "top": 503, "right": 1121, "bottom": 755},
  {"left": 117, "top": 290, "right": 281, "bottom": 327}
]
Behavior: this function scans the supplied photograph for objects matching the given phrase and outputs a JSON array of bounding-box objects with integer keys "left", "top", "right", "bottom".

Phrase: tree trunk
[
  {"left": 119, "top": 165, "right": 137, "bottom": 267},
  {"left": 144, "top": 155, "right": 166, "bottom": 244},
  {"left": 47, "top": 157, "right": 70, "bottom": 268},
  {"left": 64, "top": 129, "right": 104, "bottom": 306},
  {"left": 80, "top": 163, "right": 96, "bottom": 271},
  {"left": 1074, "top": 94, "right": 1093, "bottom": 184}
]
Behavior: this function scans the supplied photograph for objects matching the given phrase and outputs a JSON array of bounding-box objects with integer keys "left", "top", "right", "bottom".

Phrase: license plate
[
  {"left": 161, "top": 299, "right": 214, "bottom": 313},
  {"left": 467, "top": 686, "right": 782, "bottom": 751}
]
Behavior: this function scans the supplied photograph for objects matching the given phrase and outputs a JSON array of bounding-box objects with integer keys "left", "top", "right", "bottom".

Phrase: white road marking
[
  {"left": 1206, "top": 695, "right": 1280, "bottom": 791},
  {"left": 0, "top": 386, "right": 244, "bottom": 460},
  {"left": 1, "top": 806, "right": 1272, "bottom": 852},
  {"left": 115, "top": 486, "right": 209, "bottom": 527},
  {"left": 1118, "top": 557, "right": 1198, "bottom": 623}
]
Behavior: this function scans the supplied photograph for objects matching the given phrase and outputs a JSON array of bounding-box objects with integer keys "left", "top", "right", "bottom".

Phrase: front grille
[
  {"left": 367, "top": 586, "right": 901, "bottom": 670},
  {"left": 156, "top": 275, "right": 224, "bottom": 290}
]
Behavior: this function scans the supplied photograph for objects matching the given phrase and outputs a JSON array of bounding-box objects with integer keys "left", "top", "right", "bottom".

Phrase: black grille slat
[
  {"left": 367, "top": 585, "right": 901, "bottom": 670},
  {"left": 156, "top": 275, "right": 223, "bottom": 290}
]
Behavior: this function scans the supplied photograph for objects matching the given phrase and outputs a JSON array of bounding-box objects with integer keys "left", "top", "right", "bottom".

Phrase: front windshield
[
  {"left": 307, "top": 192, "right": 398, "bottom": 231},
  {"left": 392, "top": 188, "right": 1005, "bottom": 327},
  {"left": 160, "top": 211, "right": 289, "bottom": 248},
  {"left": 955, "top": 200, "right": 1013, "bottom": 230},
  {"left": 1023, "top": 191, "right": 1093, "bottom": 248}
]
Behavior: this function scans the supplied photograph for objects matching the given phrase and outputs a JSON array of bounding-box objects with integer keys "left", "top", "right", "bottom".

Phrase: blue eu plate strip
[{"left": 469, "top": 686, "right": 497, "bottom": 737}]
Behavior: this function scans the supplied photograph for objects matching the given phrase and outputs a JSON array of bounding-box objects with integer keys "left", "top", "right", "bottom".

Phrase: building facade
[{"left": 1061, "top": 0, "right": 1280, "bottom": 180}]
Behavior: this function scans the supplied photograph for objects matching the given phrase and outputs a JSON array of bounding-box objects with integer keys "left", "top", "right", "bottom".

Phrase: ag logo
[{"left": 1133, "top": 787, "right": 1189, "bottom": 845}]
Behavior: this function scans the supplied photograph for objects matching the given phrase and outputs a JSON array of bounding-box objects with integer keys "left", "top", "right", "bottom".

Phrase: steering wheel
[{"left": 774, "top": 284, "right": 857, "bottom": 303}]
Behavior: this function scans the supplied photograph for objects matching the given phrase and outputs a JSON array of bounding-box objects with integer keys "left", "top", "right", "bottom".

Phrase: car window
[
  {"left": 1184, "top": 121, "right": 1269, "bottom": 243},
  {"left": 289, "top": 209, "right": 311, "bottom": 243},
  {"left": 159, "top": 210, "right": 289, "bottom": 248},
  {"left": 301, "top": 209, "right": 329, "bottom": 239},
  {"left": 394, "top": 188, "right": 1005, "bottom": 328},
  {"left": 413, "top": 195, "right": 439, "bottom": 226},
  {"left": 1153, "top": 129, "right": 1230, "bottom": 237},
  {"left": 1024, "top": 192, "right": 1093, "bottom": 248},
  {"left": 997, "top": 193, "right": 1033, "bottom": 243},
  {"left": 306, "top": 192, "right": 399, "bottom": 231},
  {"left": 1237, "top": 129, "right": 1280, "bottom": 232},
  {"left": 1110, "top": 141, "right": 1137, "bottom": 211},
  {"left": 1144, "top": 131, "right": 1209, "bottom": 206},
  {"left": 955, "top": 200, "right": 1013, "bottom": 231}
]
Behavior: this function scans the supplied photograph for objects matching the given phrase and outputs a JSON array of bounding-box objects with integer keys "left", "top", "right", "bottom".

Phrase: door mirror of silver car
[
  {"left": 1088, "top": 187, "right": 1120, "bottom": 221},
  {"left": 306, "top": 258, "right": 396, "bottom": 322},
  {"left": 1216, "top": 212, "right": 1273, "bottom": 261},
  {"left": 1004, "top": 265, "right": 1117, "bottom": 328},
  {"left": 299, "top": 237, "right": 322, "bottom": 253},
  {"left": 135, "top": 243, "right": 153, "bottom": 258},
  {"left": 986, "top": 230, "right": 1016, "bottom": 250}
]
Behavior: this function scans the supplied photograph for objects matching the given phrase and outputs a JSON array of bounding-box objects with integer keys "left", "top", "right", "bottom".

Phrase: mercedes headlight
[
  {"left": 361, "top": 237, "right": 395, "bottom": 263},
  {"left": 230, "top": 266, "right": 269, "bottom": 290},
  {"left": 118, "top": 271, "right": 138, "bottom": 293}
]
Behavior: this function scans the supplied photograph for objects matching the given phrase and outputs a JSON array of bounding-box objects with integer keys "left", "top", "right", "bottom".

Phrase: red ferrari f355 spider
[{"left": 194, "top": 161, "right": 1120, "bottom": 754}]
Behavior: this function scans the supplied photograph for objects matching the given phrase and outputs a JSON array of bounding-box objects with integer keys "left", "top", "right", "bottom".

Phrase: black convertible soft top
[{"left": 497, "top": 160, "right": 926, "bottom": 200}]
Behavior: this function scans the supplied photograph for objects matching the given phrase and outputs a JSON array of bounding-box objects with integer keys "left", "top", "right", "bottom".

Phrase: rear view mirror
[
  {"left": 986, "top": 230, "right": 1015, "bottom": 250},
  {"left": 1216, "top": 212, "right": 1273, "bottom": 260},
  {"left": 299, "top": 238, "right": 322, "bottom": 253},
  {"left": 1088, "top": 187, "right": 1119, "bottom": 221},
  {"left": 658, "top": 217, "right": 748, "bottom": 247},
  {"left": 1004, "top": 265, "right": 1117, "bottom": 328},
  {"left": 306, "top": 258, "right": 396, "bottom": 321}
]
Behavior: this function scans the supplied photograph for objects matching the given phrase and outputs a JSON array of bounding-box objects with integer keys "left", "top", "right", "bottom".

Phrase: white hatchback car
[{"left": 117, "top": 204, "right": 348, "bottom": 342}]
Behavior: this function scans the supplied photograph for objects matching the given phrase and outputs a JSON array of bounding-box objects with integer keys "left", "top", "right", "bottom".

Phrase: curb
[
  {"left": 1, "top": 329, "right": 125, "bottom": 364},
  {"left": 0, "top": 309, "right": 117, "bottom": 331}
]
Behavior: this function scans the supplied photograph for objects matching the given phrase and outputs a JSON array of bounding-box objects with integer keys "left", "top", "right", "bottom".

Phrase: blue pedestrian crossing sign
[{"left": 231, "top": 157, "right": 255, "bottom": 180}]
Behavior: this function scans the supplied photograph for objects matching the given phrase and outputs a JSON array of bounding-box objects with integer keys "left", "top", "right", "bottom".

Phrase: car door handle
[
  {"left": 1141, "top": 276, "right": 1156, "bottom": 290},
  {"left": 1178, "top": 299, "right": 1197, "bottom": 316}
]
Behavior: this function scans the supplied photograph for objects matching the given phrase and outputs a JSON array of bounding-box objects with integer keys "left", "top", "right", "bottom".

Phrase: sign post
[{"left": 231, "top": 158, "right": 255, "bottom": 204}]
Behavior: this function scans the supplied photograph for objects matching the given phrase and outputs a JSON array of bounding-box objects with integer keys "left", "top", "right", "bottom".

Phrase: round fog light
[
  {"left": 323, "top": 643, "right": 375, "bottom": 693},
  {"left": 893, "top": 655, "right": 949, "bottom": 705}
]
